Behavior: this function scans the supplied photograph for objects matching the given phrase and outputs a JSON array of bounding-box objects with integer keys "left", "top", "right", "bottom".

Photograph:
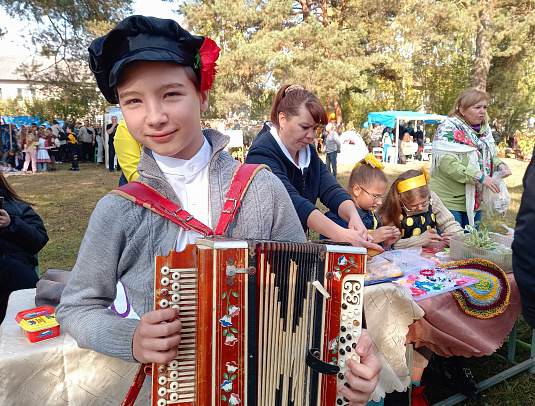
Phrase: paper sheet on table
[{"left": 393, "top": 269, "right": 478, "bottom": 301}]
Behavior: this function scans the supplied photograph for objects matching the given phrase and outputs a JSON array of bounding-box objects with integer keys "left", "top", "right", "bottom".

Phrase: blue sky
[{"left": 0, "top": 0, "right": 182, "bottom": 54}]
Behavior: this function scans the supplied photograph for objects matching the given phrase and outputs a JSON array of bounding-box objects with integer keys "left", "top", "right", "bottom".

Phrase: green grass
[{"left": 5, "top": 156, "right": 534, "bottom": 405}]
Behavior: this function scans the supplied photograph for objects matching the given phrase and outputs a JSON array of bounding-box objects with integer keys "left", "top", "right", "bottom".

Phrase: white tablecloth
[
  {"left": 0, "top": 289, "right": 150, "bottom": 406},
  {"left": 364, "top": 283, "right": 425, "bottom": 401}
]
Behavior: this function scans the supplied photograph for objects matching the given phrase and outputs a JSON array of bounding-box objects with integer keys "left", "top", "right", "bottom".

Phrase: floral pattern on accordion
[
  {"left": 219, "top": 289, "right": 240, "bottom": 346},
  {"left": 333, "top": 255, "right": 361, "bottom": 281},
  {"left": 220, "top": 289, "right": 242, "bottom": 404},
  {"left": 329, "top": 337, "right": 339, "bottom": 365}
]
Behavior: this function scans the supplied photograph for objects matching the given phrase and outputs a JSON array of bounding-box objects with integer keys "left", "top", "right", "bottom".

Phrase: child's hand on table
[
  {"left": 371, "top": 226, "right": 400, "bottom": 248},
  {"left": 132, "top": 308, "right": 182, "bottom": 364}
]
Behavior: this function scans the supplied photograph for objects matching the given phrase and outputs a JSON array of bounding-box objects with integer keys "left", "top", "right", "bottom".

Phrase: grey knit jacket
[{"left": 56, "top": 129, "right": 306, "bottom": 362}]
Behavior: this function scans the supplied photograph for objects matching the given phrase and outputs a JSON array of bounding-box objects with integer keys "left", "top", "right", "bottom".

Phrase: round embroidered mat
[{"left": 440, "top": 258, "right": 510, "bottom": 319}]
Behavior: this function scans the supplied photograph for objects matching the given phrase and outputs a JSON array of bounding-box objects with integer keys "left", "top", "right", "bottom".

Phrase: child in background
[
  {"left": 322, "top": 153, "right": 400, "bottom": 249},
  {"left": 378, "top": 168, "right": 462, "bottom": 249},
  {"left": 36, "top": 131, "right": 51, "bottom": 172},
  {"left": 21, "top": 127, "right": 38, "bottom": 174},
  {"left": 55, "top": 16, "right": 380, "bottom": 405},
  {"left": 45, "top": 127, "right": 58, "bottom": 171},
  {"left": 66, "top": 126, "right": 79, "bottom": 171}
]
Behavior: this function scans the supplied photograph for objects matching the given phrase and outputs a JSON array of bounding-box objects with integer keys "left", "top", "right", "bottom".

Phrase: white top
[
  {"left": 268, "top": 122, "right": 310, "bottom": 173},
  {"left": 153, "top": 136, "right": 212, "bottom": 252}
]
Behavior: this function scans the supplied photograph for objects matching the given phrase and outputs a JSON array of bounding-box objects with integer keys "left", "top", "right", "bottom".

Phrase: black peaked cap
[{"left": 88, "top": 15, "right": 204, "bottom": 104}]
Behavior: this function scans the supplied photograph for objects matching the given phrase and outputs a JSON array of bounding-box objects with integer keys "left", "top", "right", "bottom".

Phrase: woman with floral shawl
[{"left": 430, "top": 88, "right": 511, "bottom": 227}]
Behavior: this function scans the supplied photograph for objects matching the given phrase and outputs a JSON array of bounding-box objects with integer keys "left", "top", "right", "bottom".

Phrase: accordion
[{"left": 152, "top": 238, "right": 366, "bottom": 406}]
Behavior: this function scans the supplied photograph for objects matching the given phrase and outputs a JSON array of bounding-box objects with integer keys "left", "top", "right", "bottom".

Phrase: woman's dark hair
[
  {"left": 52, "top": 119, "right": 59, "bottom": 125},
  {"left": 270, "top": 84, "right": 328, "bottom": 129},
  {"left": 377, "top": 170, "right": 430, "bottom": 229},
  {"left": 348, "top": 160, "right": 388, "bottom": 200},
  {"left": 0, "top": 170, "right": 29, "bottom": 204}
]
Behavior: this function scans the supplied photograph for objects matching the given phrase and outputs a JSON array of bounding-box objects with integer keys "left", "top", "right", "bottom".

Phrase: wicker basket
[{"left": 449, "top": 232, "right": 513, "bottom": 272}]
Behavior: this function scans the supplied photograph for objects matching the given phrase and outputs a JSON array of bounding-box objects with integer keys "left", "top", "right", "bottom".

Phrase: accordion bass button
[
  {"left": 158, "top": 387, "right": 167, "bottom": 396},
  {"left": 170, "top": 370, "right": 179, "bottom": 379},
  {"left": 169, "top": 360, "right": 179, "bottom": 369},
  {"left": 170, "top": 393, "right": 180, "bottom": 401},
  {"left": 158, "top": 365, "right": 167, "bottom": 374},
  {"left": 159, "top": 299, "right": 169, "bottom": 308},
  {"left": 171, "top": 293, "right": 181, "bottom": 302},
  {"left": 161, "top": 277, "right": 170, "bottom": 286},
  {"left": 157, "top": 399, "right": 166, "bottom": 406},
  {"left": 341, "top": 314, "right": 347, "bottom": 321},
  {"left": 170, "top": 381, "right": 179, "bottom": 390},
  {"left": 171, "top": 282, "right": 180, "bottom": 291},
  {"left": 161, "top": 266, "right": 170, "bottom": 275},
  {"left": 171, "top": 272, "right": 181, "bottom": 280},
  {"left": 158, "top": 376, "right": 167, "bottom": 385}
]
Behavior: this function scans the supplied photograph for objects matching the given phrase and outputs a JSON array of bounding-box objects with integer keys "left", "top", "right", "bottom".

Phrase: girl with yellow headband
[
  {"left": 378, "top": 168, "right": 462, "bottom": 249},
  {"left": 323, "top": 153, "right": 400, "bottom": 248}
]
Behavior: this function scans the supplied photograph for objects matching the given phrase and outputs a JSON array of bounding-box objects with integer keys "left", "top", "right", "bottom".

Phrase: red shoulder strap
[
  {"left": 110, "top": 181, "right": 215, "bottom": 237},
  {"left": 109, "top": 163, "right": 269, "bottom": 237},
  {"left": 214, "top": 163, "right": 270, "bottom": 235}
]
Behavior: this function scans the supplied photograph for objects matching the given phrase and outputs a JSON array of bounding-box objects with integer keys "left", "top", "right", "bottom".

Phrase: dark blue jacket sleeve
[
  {"left": 246, "top": 144, "right": 317, "bottom": 229},
  {"left": 315, "top": 156, "right": 352, "bottom": 216},
  {"left": 513, "top": 146, "right": 535, "bottom": 329}
]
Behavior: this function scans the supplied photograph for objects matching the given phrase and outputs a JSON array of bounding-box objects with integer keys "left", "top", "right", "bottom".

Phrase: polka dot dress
[{"left": 400, "top": 197, "right": 437, "bottom": 238}]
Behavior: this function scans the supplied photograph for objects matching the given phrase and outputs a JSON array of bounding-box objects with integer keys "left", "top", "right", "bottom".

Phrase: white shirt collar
[
  {"left": 267, "top": 122, "right": 310, "bottom": 172},
  {"left": 152, "top": 136, "right": 211, "bottom": 179}
]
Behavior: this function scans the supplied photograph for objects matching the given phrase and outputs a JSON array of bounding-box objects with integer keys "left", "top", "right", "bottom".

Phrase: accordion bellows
[{"left": 151, "top": 238, "right": 367, "bottom": 406}]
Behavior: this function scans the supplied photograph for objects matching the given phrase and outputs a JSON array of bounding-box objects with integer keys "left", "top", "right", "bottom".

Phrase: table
[
  {"left": 0, "top": 289, "right": 151, "bottom": 406},
  {"left": 364, "top": 272, "right": 522, "bottom": 403},
  {"left": 406, "top": 273, "right": 521, "bottom": 358}
]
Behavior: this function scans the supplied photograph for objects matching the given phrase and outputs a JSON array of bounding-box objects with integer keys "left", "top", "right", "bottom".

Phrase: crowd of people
[
  {"left": 1, "top": 120, "right": 108, "bottom": 173},
  {"left": 1, "top": 14, "right": 530, "bottom": 406},
  {"left": 366, "top": 122, "right": 431, "bottom": 164}
]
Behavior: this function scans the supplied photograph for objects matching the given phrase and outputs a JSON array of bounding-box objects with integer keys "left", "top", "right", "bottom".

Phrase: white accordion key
[
  {"left": 159, "top": 299, "right": 169, "bottom": 308},
  {"left": 158, "top": 376, "right": 167, "bottom": 385},
  {"left": 160, "top": 266, "right": 170, "bottom": 275}
]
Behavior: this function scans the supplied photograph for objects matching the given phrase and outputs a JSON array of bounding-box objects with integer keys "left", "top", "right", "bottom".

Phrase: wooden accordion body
[{"left": 152, "top": 238, "right": 366, "bottom": 406}]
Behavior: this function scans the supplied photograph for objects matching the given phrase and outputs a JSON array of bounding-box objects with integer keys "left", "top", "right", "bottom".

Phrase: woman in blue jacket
[{"left": 246, "top": 84, "right": 381, "bottom": 251}]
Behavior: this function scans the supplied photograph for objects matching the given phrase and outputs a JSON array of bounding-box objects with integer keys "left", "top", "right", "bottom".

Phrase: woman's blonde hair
[{"left": 448, "top": 88, "right": 489, "bottom": 118}]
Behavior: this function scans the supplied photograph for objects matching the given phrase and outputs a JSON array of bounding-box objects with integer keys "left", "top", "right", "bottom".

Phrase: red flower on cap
[{"left": 198, "top": 38, "right": 220, "bottom": 91}]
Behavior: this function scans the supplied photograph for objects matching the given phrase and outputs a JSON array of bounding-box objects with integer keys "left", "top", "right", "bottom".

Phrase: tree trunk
[
  {"left": 471, "top": 0, "right": 495, "bottom": 90},
  {"left": 333, "top": 98, "right": 343, "bottom": 125}
]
